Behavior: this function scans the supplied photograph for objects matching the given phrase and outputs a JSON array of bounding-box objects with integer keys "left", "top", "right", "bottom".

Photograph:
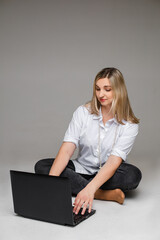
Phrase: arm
[
  {"left": 49, "top": 142, "right": 76, "bottom": 176},
  {"left": 88, "top": 155, "right": 122, "bottom": 191},
  {"left": 49, "top": 106, "right": 84, "bottom": 176},
  {"left": 73, "top": 155, "right": 122, "bottom": 214}
]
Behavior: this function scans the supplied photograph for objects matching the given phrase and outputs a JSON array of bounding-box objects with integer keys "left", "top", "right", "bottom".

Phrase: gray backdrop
[
  {"left": 1, "top": 0, "right": 160, "bottom": 166},
  {"left": 1, "top": 1, "right": 160, "bottom": 239}
]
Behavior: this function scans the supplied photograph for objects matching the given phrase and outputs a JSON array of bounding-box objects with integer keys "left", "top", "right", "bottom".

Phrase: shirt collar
[
  {"left": 93, "top": 107, "right": 117, "bottom": 124},
  {"left": 92, "top": 107, "right": 102, "bottom": 120}
]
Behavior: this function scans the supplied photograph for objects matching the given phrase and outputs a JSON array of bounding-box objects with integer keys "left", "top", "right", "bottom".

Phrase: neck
[
  {"left": 101, "top": 106, "right": 114, "bottom": 125},
  {"left": 101, "top": 105, "right": 113, "bottom": 117}
]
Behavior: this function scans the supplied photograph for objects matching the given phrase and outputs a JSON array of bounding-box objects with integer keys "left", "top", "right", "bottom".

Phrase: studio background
[{"left": 1, "top": 0, "right": 160, "bottom": 239}]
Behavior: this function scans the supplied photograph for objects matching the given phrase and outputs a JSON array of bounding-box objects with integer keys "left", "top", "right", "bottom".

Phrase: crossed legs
[{"left": 34, "top": 158, "right": 142, "bottom": 204}]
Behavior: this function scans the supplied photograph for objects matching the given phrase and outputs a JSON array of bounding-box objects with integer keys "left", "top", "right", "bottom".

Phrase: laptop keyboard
[{"left": 73, "top": 208, "right": 91, "bottom": 225}]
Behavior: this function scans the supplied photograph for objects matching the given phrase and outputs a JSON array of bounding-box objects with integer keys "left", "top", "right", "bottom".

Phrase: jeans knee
[
  {"left": 34, "top": 159, "right": 46, "bottom": 173},
  {"left": 34, "top": 158, "right": 55, "bottom": 174},
  {"left": 34, "top": 160, "right": 41, "bottom": 173},
  {"left": 127, "top": 165, "right": 142, "bottom": 190}
]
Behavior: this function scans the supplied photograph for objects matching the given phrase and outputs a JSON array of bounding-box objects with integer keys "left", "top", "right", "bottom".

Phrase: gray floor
[{"left": 1, "top": 157, "right": 160, "bottom": 240}]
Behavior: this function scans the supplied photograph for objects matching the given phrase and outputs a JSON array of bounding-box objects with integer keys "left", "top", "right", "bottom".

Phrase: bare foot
[{"left": 94, "top": 188, "right": 125, "bottom": 204}]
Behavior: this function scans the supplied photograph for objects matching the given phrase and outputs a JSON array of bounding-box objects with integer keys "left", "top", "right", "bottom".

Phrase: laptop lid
[{"left": 10, "top": 170, "right": 74, "bottom": 226}]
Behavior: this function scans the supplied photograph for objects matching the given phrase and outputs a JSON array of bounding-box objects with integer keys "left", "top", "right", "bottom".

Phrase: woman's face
[{"left": 95, "top": 77, "right": 113, "bottom": 108}]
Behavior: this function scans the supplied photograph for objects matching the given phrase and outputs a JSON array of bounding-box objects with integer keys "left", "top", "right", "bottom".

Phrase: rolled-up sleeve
[
  {"left": 110, "top": 123, "right": 139, "bottom": 161},
  {"left": 63, "top": 106, "right": 85, "bottom": 148}
]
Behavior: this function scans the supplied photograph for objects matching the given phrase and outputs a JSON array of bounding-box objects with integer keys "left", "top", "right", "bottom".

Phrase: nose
[{"left": 99, "top": 90, "right": 104, "bottom": 98}]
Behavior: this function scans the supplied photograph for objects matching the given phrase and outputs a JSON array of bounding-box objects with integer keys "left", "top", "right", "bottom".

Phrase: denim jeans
[{"left": 34, "top": 158, "right": 142, "bottom": 195}]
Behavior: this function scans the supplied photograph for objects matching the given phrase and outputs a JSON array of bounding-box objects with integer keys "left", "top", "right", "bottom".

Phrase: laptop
[{"left": 10, "top": 170, "right": 96, "bottom": 226}]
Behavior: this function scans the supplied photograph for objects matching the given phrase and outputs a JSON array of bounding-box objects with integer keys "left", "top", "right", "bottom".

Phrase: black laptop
[{"left": 10, "top": 170, "right": 96, "bottom": 226}]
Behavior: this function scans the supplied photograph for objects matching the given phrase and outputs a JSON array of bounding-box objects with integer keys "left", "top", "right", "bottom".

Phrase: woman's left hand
[{"left": 73, "top": 185, "right": 95, "bottom": 215}]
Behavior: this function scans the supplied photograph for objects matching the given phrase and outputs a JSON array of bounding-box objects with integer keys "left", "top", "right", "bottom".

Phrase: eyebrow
[{"left": 95, "top": 85, "right": 112, "bottom": 88}]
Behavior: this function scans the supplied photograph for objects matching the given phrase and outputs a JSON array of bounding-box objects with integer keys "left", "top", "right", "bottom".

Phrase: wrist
[{"left": 86, "top": 181, "right": 98, "bottom": 194}]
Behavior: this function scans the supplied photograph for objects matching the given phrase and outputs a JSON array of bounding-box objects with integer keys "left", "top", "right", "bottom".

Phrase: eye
[
  {"left": 95, "top": 87, "right": 100, "bottom": 91},
  {"left": 105, "top": 89, "right": 111, "bottom": 92}
]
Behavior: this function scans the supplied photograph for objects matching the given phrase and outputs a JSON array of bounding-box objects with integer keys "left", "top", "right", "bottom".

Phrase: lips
[{"left": 100, "top": 99, "right": 106, "bottom": 102}]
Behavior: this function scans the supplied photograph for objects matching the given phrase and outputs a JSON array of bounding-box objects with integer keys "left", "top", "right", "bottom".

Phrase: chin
[{"left": 101, "top": 103, "right": 112, "bottom": 108}]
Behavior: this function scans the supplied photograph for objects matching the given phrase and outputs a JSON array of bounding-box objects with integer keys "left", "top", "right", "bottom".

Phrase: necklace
[{"left": 98, "top": 122, "right": 119, "bottom": 168}]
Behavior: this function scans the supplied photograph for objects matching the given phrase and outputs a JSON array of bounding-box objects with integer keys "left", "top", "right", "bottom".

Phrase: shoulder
[
  {"left": 74, "top": 104, "right": 90, "bottom": 114},
  {"left": 72, "top": 104, "right": 90, "bottom": 120}
]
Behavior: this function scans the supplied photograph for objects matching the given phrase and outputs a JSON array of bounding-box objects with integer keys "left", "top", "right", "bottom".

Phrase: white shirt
[{"left": 63, "top": 105, "right": 139, "bottom": 175}]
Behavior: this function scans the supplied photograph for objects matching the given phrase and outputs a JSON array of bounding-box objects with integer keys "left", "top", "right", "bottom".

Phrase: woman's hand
[{"left": 73, "top": 184, "right": 95, "bottom": 215}]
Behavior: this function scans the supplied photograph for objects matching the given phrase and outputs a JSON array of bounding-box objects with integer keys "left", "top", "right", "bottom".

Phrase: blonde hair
[{"left": 85, "top": 67, "right": 139, "bottom": 125}]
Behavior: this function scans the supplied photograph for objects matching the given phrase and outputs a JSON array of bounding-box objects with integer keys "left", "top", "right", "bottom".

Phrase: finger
[
  {"left": 88, "top": 200, "right": 93, "bottom": 213},
  {"left": 75, "top": 205, "right": 81, "bottom": 215},
  {"left": 75, "top": 200, "right": 84, "bottom": 214},
  {"left": 73, "top": 198, "right": 80, "bottom": 212},
  {"left": 81, "top": 201, "right": 89, "bottom": 215},
  {"left": 74, "top": 197, "right": 80, "bottom": 206},
  {"left": 73, "top": 199, "right": 81, "bottom": 213}
]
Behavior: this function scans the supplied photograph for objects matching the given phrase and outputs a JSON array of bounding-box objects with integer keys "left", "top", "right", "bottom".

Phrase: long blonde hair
[{"left": 86, "top": 67, "right": 139, "bottom": 125}]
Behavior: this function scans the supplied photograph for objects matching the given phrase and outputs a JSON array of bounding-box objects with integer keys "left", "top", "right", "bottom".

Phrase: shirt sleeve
[
  {"left": 63, "top": 106, "right": 86, "bottom": 148},
  {"left": 110, "top": 122, "right": 139, "bottom": 161}
]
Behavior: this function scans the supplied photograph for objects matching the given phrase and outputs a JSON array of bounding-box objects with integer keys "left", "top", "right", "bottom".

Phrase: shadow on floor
[{"left": 125, "top": 189, "right": 141, "bottom": 199}]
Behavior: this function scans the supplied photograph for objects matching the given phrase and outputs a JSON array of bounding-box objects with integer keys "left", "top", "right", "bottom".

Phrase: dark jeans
[{"left": 34, "top": 158, "right": 142, "bottom": 195}]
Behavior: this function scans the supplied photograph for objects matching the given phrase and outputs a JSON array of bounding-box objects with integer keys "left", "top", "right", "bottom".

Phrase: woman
[{"left": 34, "top": 67, "right": 142, "bottom": 215}]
